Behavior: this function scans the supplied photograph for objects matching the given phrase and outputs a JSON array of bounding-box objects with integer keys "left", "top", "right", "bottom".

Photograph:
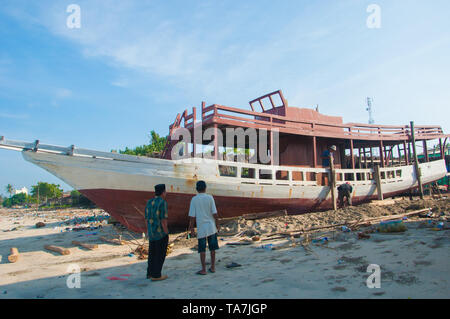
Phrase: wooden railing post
[
  {"left": 330, "top": 155, "right": 337, "bottom": 210},
  {"left": 213, "top": 124, "right": 218, "bottom": 160},
  {"left": 374, "top": 164, "right": 383, "bottom": 200},
  {"left": 312, "top": 135, "right": 317, "bottom": 168},
  {"left": 410, "top": 121, "right": 424, "bottom": 199},
  {"left": 423, "top": 140, "right": 429, "bottom": 162},
  {"left": 350, "top": 139, "right": 355, "bottom": 169},
  {"left": 379, "top": 140, "right": 384, "bottom": 168}
]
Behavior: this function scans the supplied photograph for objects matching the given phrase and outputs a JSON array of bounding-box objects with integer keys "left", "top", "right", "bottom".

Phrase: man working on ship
[
  {"left": 322, "top": 145, "right": 337, "bottom": 167},
  {"left": 337, "top": 182, "right": 353, "bottom": 208},
  {"left": 188, "top": 181, "right": 220, "bottom": 275},
  {"left": 145, "top": 184, "right": 169, "bottom": 281}
]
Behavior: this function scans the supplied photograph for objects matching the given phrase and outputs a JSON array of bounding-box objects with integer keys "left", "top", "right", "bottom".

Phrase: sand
[{"left": 0, "top": 198, "right": 449, "bottom": 299}]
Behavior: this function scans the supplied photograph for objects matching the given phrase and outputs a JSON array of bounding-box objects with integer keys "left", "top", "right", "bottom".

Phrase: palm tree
[{"left": 6, "top": 184, "right": 14, "bottom": 198}]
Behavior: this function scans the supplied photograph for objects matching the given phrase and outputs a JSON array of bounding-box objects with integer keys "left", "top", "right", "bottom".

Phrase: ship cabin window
[
  {"left": 367, "top": 172, "right": 374, "bottom": 180},
  {"left": 396, "top": 170, "right": 402, "bottom": 178},
  {"left": 292, "top": 171, "right": 304, "bottom": 181},
  {"left": 241, "top": 167, "right": 255, "bottom": 179},
  {"left": 344, "top": 173, "right": 355, "bottom": 181},
  {"left": 356, "top": 173, "right": 365, "bottom": 181},
  {"left": 387, "top": 171, "right": 395, "bottom": 179},
  {"left": 380, "top": 172, "right": 386, "bottom": 179},
  {"left": 276, "top": 170, "right": 289, "bottom": 181},
  {"left": 219, "top": 165, "right": 237, "bottom": 177},
  {"left": 259, "top": 169, "right": 273, "bottom": 180},
  {"left": 306, "top": 172, "right": 316, "bottom": 181}
]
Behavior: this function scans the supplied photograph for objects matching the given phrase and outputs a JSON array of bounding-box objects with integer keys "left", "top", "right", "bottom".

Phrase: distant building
[{"left": 14, "top": 187, "right": 28, "bottom": 196}]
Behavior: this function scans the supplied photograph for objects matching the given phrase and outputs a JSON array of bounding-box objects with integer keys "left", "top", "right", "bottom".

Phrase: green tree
[
  {"left": 5, "top": 184, "right": 14, "bottom": 198},
  {"left": 31, "top": 182, "right": 63, "bottom": 204},
  {"left": 70, "top": 190, "right": 94, "bottom": 207},
  {"left": 113, "top": 130, "right": 167, "bottom": 157},
  {"left": 2, "top": 193, "right": 35, "bottom": 208}
]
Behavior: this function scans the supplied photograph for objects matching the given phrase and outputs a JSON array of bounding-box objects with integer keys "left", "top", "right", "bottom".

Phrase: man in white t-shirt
[{"left": 188, "top": 180, "right": 220, "bottom": 275}]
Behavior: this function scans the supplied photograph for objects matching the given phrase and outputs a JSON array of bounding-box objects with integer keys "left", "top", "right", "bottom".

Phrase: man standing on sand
[
  {"left": 188, "top": 181, "right": 220, "bottom": 275},
  {"left": 145, "top": 184, "right": 169, "bottom": 281}
]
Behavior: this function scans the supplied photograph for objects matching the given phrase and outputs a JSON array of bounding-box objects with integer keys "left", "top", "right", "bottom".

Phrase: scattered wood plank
[
  {"left": 243, "top": 209, "right": 287, "bottom": 220},
  {"left": 44, "top": 245, "right": 71, "bottom": 255},
  {"left": 226, "top": 241, "right": 252, "bottom": 246},
  {"left": 72, "top": 240, "right": 98, "bottom": 250},
  {"left": 265, "top": 208, "right": 430, "bottom": 238},
  {"left": 8, "top": 247, "right": 20, "bottom": 263},
  {"left": 218, "top": 209, "right": 287, "bottom": 224},
  {"left": 100, "top": 236, "right": 124, "bottom": 245},
  {"left": 369, "top": 199, "right": 396, "bottom": 206}
]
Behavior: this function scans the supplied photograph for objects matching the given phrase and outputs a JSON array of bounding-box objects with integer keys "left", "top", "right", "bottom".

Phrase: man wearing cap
[
  {"left": 145, "top": 184, "right": 169, "bottom": 281},
  {"left": 188, "top": 181, "right": 220, "bottom": 275},
  {"left": 322, "top": 145, "right": 337, "bottom": 167}
]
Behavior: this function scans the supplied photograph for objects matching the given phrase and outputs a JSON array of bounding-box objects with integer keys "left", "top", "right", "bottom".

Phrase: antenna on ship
[{"left": 366, "top": 97, "right": 374, "bottom": 124}]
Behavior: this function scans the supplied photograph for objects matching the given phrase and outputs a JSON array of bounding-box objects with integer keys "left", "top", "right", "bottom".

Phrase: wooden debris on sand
[
  {"left": 265, "top": 208, "right": 430, "bottom": 239},
  {"left": 218, "top": 209, "right": 287, "bottom": 225},
  {"left": 100, "top": 236, "right": 124, "bottom": 245},
  {"left": 135, "top": 243, "right": 174, "bottom": 260},
  {"left": 44, "top": 245, "right": 71, "bottom": 255},
  {"left": 8, "top": 247, "right": 20, "bottom": 263},
  {"left": 72, "top": 240, "right": 98, "bottom": 250}
]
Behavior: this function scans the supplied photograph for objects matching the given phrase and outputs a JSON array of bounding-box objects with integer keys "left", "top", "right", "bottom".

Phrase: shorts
[{"left": 198, "top": 233, "right": 219, "bottom": 253}]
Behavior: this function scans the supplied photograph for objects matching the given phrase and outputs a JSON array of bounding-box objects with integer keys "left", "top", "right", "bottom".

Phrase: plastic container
[
  {"left": 377, "top": 220, "right": 407, "bottom": 233},
  {"left": 341, "top": 226, "right": 350, "bottom": 232},
  {"left": 261, "top": 244, "right": 273, "bottom": 250},
  {"left": 312, "top": 237, "right": 328, "bottom": 244}
]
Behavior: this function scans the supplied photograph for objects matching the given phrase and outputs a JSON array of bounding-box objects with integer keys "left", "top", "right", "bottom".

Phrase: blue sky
[{"left": 1, "top": 0, "right": 449, "bottom": 196}]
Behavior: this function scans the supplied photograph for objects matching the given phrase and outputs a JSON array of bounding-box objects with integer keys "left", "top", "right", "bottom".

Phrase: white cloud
[
  {"left": 0, "top": 112, "right": 29, "bottom": 120},
  {"left": 55, "top": 88, "right": 72, "bottom": 99}
]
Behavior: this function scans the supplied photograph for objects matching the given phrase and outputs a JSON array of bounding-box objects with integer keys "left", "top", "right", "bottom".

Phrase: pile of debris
[{"left": 134, "top": 243, "right": 175, "bottom": 260}]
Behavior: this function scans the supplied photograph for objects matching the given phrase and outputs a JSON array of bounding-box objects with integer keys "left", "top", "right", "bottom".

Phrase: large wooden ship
[{"left": 1, "top": 90, "right": 448, "bottom": 233}]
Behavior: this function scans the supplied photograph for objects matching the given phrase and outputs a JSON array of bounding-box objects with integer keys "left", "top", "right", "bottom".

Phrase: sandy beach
[{"left": 0, "top": 198, "right": 449, "bottom": 299}]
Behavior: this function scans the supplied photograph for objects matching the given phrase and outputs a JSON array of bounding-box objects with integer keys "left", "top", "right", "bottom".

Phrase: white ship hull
[{"left": 21, "top": 150, "right": 446, "bottom": 232}]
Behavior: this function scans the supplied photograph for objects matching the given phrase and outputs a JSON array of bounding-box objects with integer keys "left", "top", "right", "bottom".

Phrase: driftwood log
[
  {"left": 100, "top": 236, "right": 124, "bottom": 245},
  {"left": 72, "top": 241, "right": 98, "bottom": 250},
  {"left": 8, "top": 247, "right": 20, "bottom": 263},
  {"left": 44, "top": 245, "right": 71, "bottom": 255}
]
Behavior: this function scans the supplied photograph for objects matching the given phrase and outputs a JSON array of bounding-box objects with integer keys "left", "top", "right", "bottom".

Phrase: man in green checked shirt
[{"left": 145, "top": 184, "right": 169, "bottom": 281}]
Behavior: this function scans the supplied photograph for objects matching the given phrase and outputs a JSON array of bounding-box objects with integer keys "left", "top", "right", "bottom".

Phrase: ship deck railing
[
  {"left": 170, "top": 102, "right": 445, "bottom": 142},
  {"left": 0, "top": 137, "right": 167, "bottom": 165}
]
